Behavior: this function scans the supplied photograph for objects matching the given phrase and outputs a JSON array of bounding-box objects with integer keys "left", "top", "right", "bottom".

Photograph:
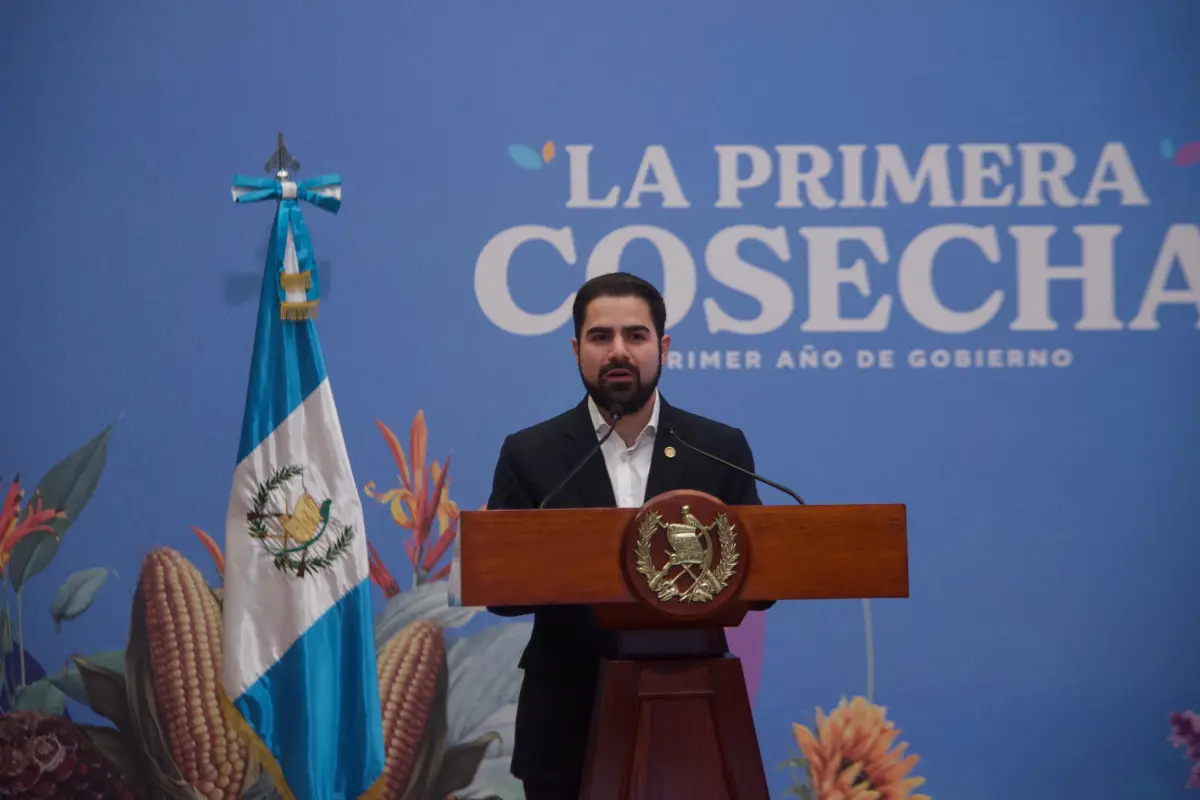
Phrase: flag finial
[
  {"left": 265, "top": 131, "right": 300, "bottom": 180},
  {"left": 232, "top": 138, "right": 341, "bottom": 323}
]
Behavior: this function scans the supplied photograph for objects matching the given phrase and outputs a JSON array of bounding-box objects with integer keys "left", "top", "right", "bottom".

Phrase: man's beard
[{"left": 581, "top": 359, "right": 660, "bottom": 417}]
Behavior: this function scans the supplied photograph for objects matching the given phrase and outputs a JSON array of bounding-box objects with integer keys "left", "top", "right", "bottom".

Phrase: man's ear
[
  {"left": 572, "top": 337, "right": 580, "bottom": 364},
  {"left": 659, "top": 334, "right": 671, "bottom": 364}
]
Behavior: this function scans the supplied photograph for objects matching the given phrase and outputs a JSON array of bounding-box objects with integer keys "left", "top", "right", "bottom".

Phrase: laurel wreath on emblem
[
  {"left": 634, "top": 508, "right": 739, "bottom": 604},
  {"left": 247, "top": 464, "right": 355, "bottom": 578}
]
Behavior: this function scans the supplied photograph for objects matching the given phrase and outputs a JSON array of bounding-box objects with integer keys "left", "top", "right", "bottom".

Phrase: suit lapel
[
  {"left": 644, "top": 396, "right": 687, "bottom": 501},
  {"left": 558, "top": 398, "right": 617, "bottom": 508}
]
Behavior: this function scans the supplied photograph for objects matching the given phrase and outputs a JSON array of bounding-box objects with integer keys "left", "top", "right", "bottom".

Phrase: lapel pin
[{"left": 664, "top": 446, "right": 676, "bottom": 459}]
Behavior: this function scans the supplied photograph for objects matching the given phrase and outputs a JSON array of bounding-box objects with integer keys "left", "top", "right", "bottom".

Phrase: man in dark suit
[{"left": 485, "top": 272, "right": 768, "bottom": 800}]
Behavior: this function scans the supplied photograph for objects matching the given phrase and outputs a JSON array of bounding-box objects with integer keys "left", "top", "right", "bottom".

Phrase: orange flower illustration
[
  {"left": 364, "top": 410, "right": 459, "bottom": 587},
  {"left": 189, "top": 525, "right": 225, "bottom": 580},
  {"left": 792, "top": 696, "right": 930, "bottom": 800},
  {"left": 0, "top": 476, "right": 64, "bottom": 574}
]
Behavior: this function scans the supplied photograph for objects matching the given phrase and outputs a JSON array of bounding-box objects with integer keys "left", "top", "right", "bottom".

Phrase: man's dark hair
[{"left": 572, "top": 272, "right": 667, "bottom": 341}]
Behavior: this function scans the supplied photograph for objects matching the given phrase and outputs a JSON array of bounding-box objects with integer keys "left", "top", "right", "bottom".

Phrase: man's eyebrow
[{"left": 586, "top": 324, "right": 650, "bottom": 335}]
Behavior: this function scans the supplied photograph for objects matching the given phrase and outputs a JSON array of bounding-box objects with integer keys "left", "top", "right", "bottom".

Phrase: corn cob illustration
[
  {"left": 376, "top": 618, "right": 449, "bottom": 799},
  {"left": 133, "top": 547, "right": 255, "bottom": 800}
]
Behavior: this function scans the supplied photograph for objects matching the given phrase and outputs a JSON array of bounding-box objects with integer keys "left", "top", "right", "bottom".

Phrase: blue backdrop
[{"left": 2, "top": 1, "right": 1198, "bottom": 797}]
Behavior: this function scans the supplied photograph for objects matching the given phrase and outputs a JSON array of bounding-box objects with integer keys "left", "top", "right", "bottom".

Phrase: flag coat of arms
[{"left": 222, "top": 148, "right": 385, "bottom": 800}]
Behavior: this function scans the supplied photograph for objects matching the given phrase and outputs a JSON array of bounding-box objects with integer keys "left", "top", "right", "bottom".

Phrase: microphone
[
  {"left": 538, "top": 404, "right": 625, "bottom": 509},
  {"left": 667, "top": 427, "right": 806, "bottom": 505}
]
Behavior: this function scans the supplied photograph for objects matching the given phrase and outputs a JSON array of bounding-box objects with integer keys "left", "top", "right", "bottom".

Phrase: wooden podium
[{"left": 457, "top": 490, "right": 908, "bottom": 800}]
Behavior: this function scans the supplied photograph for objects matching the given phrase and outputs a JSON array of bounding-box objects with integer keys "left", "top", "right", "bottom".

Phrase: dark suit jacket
[{"left": 484, "top": 395, "right": 767, "bottom": 787}]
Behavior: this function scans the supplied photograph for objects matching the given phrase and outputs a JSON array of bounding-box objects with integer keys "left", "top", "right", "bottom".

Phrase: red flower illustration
[
  {"left": 0, "top": 476, "right": 64, "bottom": 576},
  {"left": 364, "top": 410, "right": 460, "bottom": 588}
]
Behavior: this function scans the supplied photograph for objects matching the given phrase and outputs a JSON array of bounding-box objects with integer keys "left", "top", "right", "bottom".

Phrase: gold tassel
[
  {"left": 279, "top": 271, "right": 312, "bottom": 292},
  {"left": 280, "top": 301, "right": 319, "bottom": 321},
  {"left": 357, "top": 772, "right": 388, "bottom": 800},
  {"left": 218, "top": 683, "right": 297, "bottom": 800}
]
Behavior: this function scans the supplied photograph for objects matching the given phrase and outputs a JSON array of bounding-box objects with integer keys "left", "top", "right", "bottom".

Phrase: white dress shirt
[{"left": 587, "top": 391, "right": 660, "bottom": 509}]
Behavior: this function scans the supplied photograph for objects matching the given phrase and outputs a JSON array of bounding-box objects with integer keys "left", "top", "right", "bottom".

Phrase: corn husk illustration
[
  {"left": 369, "top": 588, "right": 512, "bottom": 800},
  {"left": 376, "top": 619, "right": 447, "bottom": 798},
  {"left": 126, "top": 547, "right": 262, "bottom": 799}
]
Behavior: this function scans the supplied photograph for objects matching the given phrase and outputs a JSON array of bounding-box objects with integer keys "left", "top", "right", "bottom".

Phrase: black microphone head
[{"left": 609, "top": 403, "right": 625, "bottom": 419}]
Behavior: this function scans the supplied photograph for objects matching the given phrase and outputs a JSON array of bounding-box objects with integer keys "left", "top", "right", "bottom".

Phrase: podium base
[{"left": 579, "top": 631, "right": 769, "bottom": 800}]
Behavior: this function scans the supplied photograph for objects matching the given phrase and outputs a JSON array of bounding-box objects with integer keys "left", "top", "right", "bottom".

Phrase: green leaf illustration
[
  {"left": 374, "top": 580, "right": 478, "bottom": 653},
  {"left": 72, "top": 653, "right": 132, "bottom": 733},
  {"left": 8, "top": 422, "right": 115, "bottom": 592},
  {"left": 50, "top": 566, "right": 110, "bottom": 631},
  {"left": 0, "top": 609, "right": 12, "bottom": 656},
  {"left": 82, "top": 725, "right": 148, "bottom": 796},
  {"left": 0, "top": 611, "right": 8, "bottom": 702},
  {"left": 446, "top": 623, "right": 530, "bottom": 743},
  {"left": 14, "top": 677, "right": 67, "bottom": 715},
  {"left": 433, "top": 731, "right": 503, "bottom": 798},
  {"left": 6, "top": 532, "right": 56, "bottom": 594},
  {"left": 47, "top": 649, "right": 126, "bottom": 709}
]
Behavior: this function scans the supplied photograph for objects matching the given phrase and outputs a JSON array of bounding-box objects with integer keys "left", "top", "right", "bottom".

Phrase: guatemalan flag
[{"left": 222, "top": 162, "right": 386, "bottom": 800}]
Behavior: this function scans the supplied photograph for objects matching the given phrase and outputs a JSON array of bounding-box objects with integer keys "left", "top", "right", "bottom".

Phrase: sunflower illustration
[{"left": 792, "top": 696, "right": 930, "bottom": 800}]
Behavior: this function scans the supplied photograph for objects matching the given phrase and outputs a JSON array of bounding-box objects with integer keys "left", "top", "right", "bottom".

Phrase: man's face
[{"left": 573, "top": 295, "right": 671, "bottom": 415}]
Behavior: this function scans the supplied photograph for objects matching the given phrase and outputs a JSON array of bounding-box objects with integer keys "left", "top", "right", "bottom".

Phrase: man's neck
[{"left": 601, "top": 391, "right": 658, "bottom": 447}]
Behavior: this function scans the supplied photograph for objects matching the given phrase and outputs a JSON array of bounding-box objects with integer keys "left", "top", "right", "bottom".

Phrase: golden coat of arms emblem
[
  {"left": 246, "top": 464, "right": 356, "bottom": 578},
  {"left": 634, "top": 502, "right": 740, "bottom": 604}
]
